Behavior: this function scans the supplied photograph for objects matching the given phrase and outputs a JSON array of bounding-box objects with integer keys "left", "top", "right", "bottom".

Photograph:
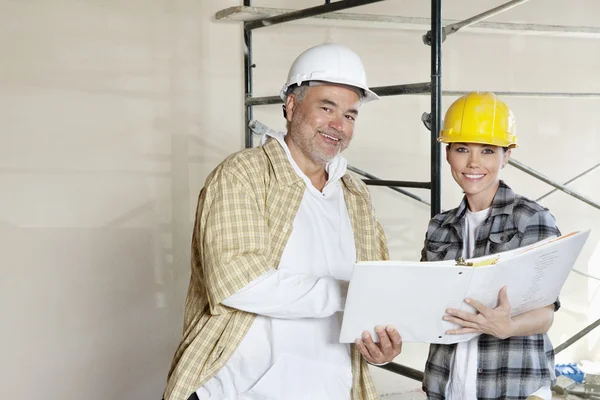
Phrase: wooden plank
[{"left": 215, "top": 6, "right": 600, "bottom": 38}]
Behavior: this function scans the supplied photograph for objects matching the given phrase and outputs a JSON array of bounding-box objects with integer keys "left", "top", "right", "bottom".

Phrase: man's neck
[
  {"left": 285, "top": 136, "right": 329, "bottom": 191},
  {"left": 306, "top": 169, "right": 328, "bottom": 192},
  {"left": 293, "top": 155, "right": 328, "bottom": 191}
]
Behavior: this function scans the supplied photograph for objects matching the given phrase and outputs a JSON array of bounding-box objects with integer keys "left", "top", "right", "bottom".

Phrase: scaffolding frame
[
  {"left": 232, "top": 0, "right": 600, "bottom": 216},
  {"left": 218, "top": 0, "right": 600, "bottom": 384},
  {"left": 242, "top": 0, "right": 445, "bottom": 215}
]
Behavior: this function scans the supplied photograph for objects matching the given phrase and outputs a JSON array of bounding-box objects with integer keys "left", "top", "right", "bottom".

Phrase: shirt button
[{"left": 477, "top": 368, "right": 483, "bottom": 374}]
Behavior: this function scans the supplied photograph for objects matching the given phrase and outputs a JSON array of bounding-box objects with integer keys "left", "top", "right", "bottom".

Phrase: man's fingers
[
  {"left": 361, "top": 331, "right": 382, "bottom": 360},
  {"left": 386, "top": 325, "right": 403, "bottom": 354},
  {"left": 355, "top": 339, "right": 373, "bottom": 362},
  {"left": 375, "top": 326, "right": 392, "bottom": 354},
  {"left": 358, "top": 327, "right": 402, "bottom": 363}
]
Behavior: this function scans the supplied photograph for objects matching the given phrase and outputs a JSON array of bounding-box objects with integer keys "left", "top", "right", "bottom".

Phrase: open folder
[{"left": 339, "top": 230, "right": 590, "bottom": 344}]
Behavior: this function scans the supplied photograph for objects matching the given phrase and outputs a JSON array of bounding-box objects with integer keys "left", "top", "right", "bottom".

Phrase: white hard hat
[{"left": 279, "top": 43, "right": 379, "bottom": 104}]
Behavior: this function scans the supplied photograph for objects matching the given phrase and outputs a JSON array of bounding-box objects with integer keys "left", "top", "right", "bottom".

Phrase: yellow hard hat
[{"left": 439, "top": 92, "right": 518, "bottom": 148}]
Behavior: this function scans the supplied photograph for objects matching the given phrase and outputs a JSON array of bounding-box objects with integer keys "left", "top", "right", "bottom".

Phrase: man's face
[{"left": 285, "top": 84, "right": 360, "bottom": 169}]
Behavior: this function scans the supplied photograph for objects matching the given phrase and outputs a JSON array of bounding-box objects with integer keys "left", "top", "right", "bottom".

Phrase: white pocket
[{"left": 240, "top": 353, "right": 352, "bottom": 400}]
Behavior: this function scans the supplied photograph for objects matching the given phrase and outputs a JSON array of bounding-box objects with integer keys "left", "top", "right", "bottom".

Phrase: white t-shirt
[{"left": 447, "top": 207, "right": 490, "bottom": 400}]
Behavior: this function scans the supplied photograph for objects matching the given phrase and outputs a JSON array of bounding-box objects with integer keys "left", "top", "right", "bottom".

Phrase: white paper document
[{"left": 339, "top": 230, "right": 590, "bottom": 344}]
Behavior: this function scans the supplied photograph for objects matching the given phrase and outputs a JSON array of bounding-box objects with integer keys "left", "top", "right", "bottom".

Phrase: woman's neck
[{"left": 466, "top": 182, "right": 500, "bottom": 212}]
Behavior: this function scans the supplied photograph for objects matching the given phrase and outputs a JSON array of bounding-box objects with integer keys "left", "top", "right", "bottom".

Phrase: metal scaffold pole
[
  {"left": 430, "top": 0, "right": 442, "bottom": 217},
  {"left": 444, "top": 0, "right": 532, "bottom": 38},
  {"left": 243, "top": 0, "right": 254, "bottom": 148}
]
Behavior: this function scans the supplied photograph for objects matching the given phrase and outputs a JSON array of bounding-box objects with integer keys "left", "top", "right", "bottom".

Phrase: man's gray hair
[
  {"left": 287, "top": 85, "right": 309, "bottom": 103},
  {"left": 285, "top": 83, "right": 363, "bottom": 125}
]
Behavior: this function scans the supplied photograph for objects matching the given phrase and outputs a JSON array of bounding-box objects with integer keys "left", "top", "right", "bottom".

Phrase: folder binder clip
[{"left": 456, "top": 256, "right": 500, "bottom": 267}]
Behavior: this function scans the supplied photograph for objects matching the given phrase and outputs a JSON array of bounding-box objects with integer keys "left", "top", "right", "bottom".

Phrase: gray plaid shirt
[{"left": 420, "top": 181, "right": 560, "bottom": 400}]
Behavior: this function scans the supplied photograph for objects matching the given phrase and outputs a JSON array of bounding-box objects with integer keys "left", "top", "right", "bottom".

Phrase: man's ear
[{"left": 285, "top": 94, "right": 297, "bottom": 123}]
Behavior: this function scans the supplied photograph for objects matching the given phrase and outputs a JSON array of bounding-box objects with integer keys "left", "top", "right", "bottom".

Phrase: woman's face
[{"left": 446, "top": 142, "right": 511, "bottom": 208}]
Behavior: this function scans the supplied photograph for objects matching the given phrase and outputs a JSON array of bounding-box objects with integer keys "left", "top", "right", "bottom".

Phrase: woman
[{"left": 421, "top": 92, "right": 560, "bottom": 400}]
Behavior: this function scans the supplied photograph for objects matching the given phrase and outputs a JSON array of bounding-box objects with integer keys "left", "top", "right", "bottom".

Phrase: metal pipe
[
  {"left": 375, "top": 362, "right": 425, "bottom": 382},
  {"left": 362, "top": 179, "right": 432, "bottom": 189},
  {"left": 444, "top": 0, "right": 532, "bottom": 37},
  {"left": 554, "top": 318, "right": 600, "bottom": 355},
  {"left": 246, "top": 89, "right": 600, "bottom": 106},
  {"left": 245, "top": 82, "right": 431, "bottom": 106},
  {"left": 373, "top": 82, "right": 431, "bottom": 96},
  {"left": 430, "top": 0, "right": 442, "bottom": 218},
  {"left": 246, "top": 95, "right": 283, "bottom": 106},
  {"left": 245, "top": 0, "right": 386, "bottom": 30},
  {"left": 348, "top": 166, "right": 431, "bottom": 206},
  {"left": 508, "top": 159, "right": 600, "bottom": 211},
  {"left": 537, "top": 163, "right": 600, "bottom": 202},
  {"left": 243, "top": 1, "right": 253, "bottom": 148}
]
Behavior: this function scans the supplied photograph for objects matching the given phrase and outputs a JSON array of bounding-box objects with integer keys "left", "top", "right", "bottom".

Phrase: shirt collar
[
  {"left": 263, "top": 137, "right": 303, "bottom": 188},
  {"left": 442, "top": 180, "right": 516, "bottom": 227},
  {"left": 263, "top": 131, "right": 350, "bottom": 190}
]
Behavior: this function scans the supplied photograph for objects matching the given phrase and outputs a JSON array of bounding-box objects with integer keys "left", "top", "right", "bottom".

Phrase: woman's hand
[{"left": 444, "top": 286, "right": 514, "bottom": 339}]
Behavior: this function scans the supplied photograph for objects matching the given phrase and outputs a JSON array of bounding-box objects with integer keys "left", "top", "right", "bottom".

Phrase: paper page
[
  {"left": 461, "top": 265, "right": 498, "bottom": 311},
  {"left": 339, "top": 262, "right": 476, "bottom": 344},
  {"left": 470, "top": 230, "right": 589, "bottom": 317},
  {"left": 462, "top": 235, "right": 557, "bottom": 266}
]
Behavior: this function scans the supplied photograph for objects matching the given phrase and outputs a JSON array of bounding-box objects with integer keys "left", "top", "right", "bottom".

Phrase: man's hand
[
  {"left": 444, "top": 286, "right": 514, "bottom": 339},
  {"left": 355, "top": 325, "right": 402, "bottom": 364}
]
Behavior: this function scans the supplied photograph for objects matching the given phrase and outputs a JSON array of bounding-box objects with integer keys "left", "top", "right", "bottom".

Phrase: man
[{"left": 163, "top": 43, "right": 402, "bottom": 400}]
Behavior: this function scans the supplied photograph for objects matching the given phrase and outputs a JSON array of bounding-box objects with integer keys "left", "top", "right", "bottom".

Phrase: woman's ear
[{"left": 502, "top": 148, "right": 512, "bottom": 168}]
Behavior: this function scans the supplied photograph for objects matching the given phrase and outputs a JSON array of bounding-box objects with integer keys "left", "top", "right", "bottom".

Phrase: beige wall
[{"left": 1, "top": 0, "right": 599, "bottom": 398}]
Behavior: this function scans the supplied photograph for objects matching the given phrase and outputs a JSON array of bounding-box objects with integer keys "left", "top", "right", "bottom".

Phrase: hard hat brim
[
  {"left": 438, "top": 136, "right": 518, "bottom": 148},
  {"left": 280, "top": 78, "right": 379, "bottom": 103}
]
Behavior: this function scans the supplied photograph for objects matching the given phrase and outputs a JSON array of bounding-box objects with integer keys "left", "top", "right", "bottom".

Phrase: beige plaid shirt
[{"left": 163, "top": 138, "right": 389, "bottom": 400}]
